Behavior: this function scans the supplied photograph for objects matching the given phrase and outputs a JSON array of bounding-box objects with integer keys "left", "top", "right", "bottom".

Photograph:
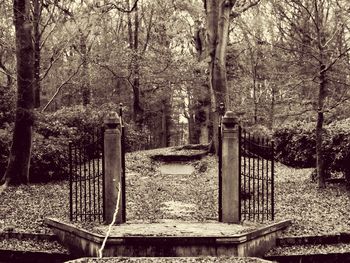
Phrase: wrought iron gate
[
  {"left": 69, "top": 129, "right": 105, "bottom": 222},
  {"left": 240, "top": 128, "right": 274, "bottom": 221},
  {"left": 218, "top": 118, "right": 275, "bottom": 222}
]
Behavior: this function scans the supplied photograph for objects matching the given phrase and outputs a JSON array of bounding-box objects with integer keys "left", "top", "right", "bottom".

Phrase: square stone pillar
[
  {"left": 104, "top": 112, "right": 123, "bottom": 224},
  {"left": 221, "top": 111, "right": 240, "bottom": 223}
]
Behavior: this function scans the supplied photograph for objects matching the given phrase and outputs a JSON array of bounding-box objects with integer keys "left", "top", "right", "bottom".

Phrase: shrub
[
  {"left": 30, "top": 133, "right": 69, "bottom": 182},
  {"left": 0, "top": 130, "right": 69, "bottom": 182},
  {"left": 123, "top": 122, "right": 151, "bottom": 152},
  {"left": 35, "top": 105, "right": 101, "bottom": 142},
  {"left": 326, "top": 118, "right": 350, "bottom": 182},
  {"left": 273, "top": 121, "right": 317, "bottom": 168},
  {"left": 0, "top": 86, "right": 15, "bottom": 128},
  {"left": 0, "top": 128, "right": 11, "bottom": 176},
  {"left": 273, "top": 119, "right": 350, "bottom": 184},
  {"left": 38, "top": 104, "right": 150, "bottom": 152},
  {"left": 245, "top": 124, "right": 273, "bottom": 139}
]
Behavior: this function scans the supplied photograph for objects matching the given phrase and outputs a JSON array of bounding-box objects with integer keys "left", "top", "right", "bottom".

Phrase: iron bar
[
  {"left": 243, "top": 130, "right": 247, "bottom": 220},
  {"left": 88, "top": 141, "right": 91, "bottom": 221},
  {"left": 261, "top": 137, "right": 265, "bottom": 220},
  {"left": 83, "top": 142, "right": 87, "bottom": 221},
  {"left": 78, "top": 145, "right": 82, "bottom": 221},
  {"left": 74, "top": 146, "right": 78, "bottom": 221},
  {"left": 252, "top": 135, "right": 256, "bottom": 218},
  {"left": 218, "top": 121, "right": 222, "bottom": 222},
  {"left": 120, "top": 104, "right": 126, "bottom": 223},
  {"left": 248, "top": 132, "right": 251, "bottom": 220},
  {"left": 101, "top": 127, "right": 105, "bottom": 222},
  {"left": 271, "top": 139, "right": 275, "bottom": 220},
  {"left": 238, "top": 126, "right": 242, "bottom": 222},
  {"left": 69, "top": 142, "right": 73, "bottom": 221},
  {"left": 93, "top": 132, "right": 96, "bottom": 221},
  {"left": 266, "top": 141, "right": 269, "bottom": 220}
]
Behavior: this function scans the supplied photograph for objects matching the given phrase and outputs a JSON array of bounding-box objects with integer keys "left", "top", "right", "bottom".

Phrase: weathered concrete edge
[
  {"left": 215, "top": 219, "right": 291, "bottom": 244},
  {"left": 45, "top": 217, "right": 291, "bottom": 245},
  {"left": 277, "top": 231, "right": 350, "bottom": 246},
  {"left": 241, "top": 219, "right": 292, "bottom": 242},
  {"left": 45, "top": 218, "right": 105, "bottom": 243}
]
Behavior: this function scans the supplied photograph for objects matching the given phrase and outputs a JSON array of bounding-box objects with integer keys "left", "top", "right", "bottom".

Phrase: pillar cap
[
  {"left": 104, "top": 111, "right": 120, "bottom": 129},
  {"left": 222, "top": 111, "right": 238, "bottom": 128}
]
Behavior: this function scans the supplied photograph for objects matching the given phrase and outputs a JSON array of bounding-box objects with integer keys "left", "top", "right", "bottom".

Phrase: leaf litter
[{"left": 1, "top": 147, "right": 349, "bottom": 254}]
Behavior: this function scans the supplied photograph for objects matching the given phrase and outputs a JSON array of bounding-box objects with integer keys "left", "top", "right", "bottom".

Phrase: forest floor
[{"left": 0, "top": 147, "right": 350, "bottom": 255}]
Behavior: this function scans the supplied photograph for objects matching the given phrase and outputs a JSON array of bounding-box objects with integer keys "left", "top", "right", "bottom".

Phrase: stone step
[
  {"left": 276, "top": 233, "right": 350, "bottom": 246},
  {"left": 265, "top": 251, "right": 350, "bottom": 263},
  {"left": 67, "top": 256, "right": 273, "bottom": 263},
  {"left": 0, "top": 249, "right": 72, "bottom": 263},
  {"left": 265, "top": 242, "right": 350, "bottom": 263}
]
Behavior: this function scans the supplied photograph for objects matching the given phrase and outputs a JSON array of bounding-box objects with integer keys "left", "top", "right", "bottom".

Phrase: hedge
[
  {"left": 273, "top": 119, "right": 350, "bottom": 182},
  {"left": 0, "top": 104, "right": 150, "bottom": 182}
]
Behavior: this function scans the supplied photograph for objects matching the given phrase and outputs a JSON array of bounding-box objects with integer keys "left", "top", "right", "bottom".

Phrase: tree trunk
[
  {"left": 132, "top": 2, "right": 143, "bottom": 127},
  {"left": 2, "top": 0, "right": 34, "bottom": 185},
  {"left": 316, "top": 65, "right": 326, "bottom": 188},
  {"left": 186, "top": 87, "right": 197, "bottom": 144},
  {"left": 193, "top": 22, "right": 211, "bottom": 144},
  {"left": 127, "top": 0, "right": 143, "bottom": 127},
  {"left": 269, "top": 86, "right": 275, "bottom": 129},
  {"left": 253, "top": 82, "right": 258, "bottom": 124},
  {"left": 127, "top": 0, "right": 133, "bottom": 49},
  {"left": 315, "top": 3, "right": 327, "bottom": 189},
  {"left": 161, "top": 101, "right": 167, "bottom": 147},
  {"left": 33, "top": 0, "right": 41, "bottom": 108},
  {"left": 80, "top": 32, "right": 90, "bottom": 105},
  {"left": 206, "top": 0, "right": 232, "bottom": 152}
]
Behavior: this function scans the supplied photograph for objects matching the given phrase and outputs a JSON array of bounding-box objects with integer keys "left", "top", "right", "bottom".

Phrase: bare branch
[
  {"left": 101, "top": 0, "right": 140, "bottom": 14},
  {"left": 321, "top": 46, "right": 350, "bottom": 74},
  {"left": 41, "top": 63, "right": 83, "bottom": 112},
  {"left": 39, "top": 54, "right": 61, "bottom": 81},
  {"left": 39, "top": 2, "right": 57, "bottom": 39},
  {"left": 142, "top": 6, "right": 154, "bottom": 53},
  {"left": 91, "top": 60, "right": 130, "bottom": 80},
  {"left": 231, "top": 0, "right": 261, "bottom": 19}
]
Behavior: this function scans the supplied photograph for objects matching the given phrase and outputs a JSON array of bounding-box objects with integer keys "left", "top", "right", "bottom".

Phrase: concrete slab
[
  {"left": 45, "top": 217, "right": 292, "bottom": 258},
  {"left": 159, "top": 164, "right": 195, "bottom": 175},
  {"left": 96, "top": 220, "right": 249, "bottom": 237},
  {"left": 160, "top": 201, "right": 196, "bottom": 217}
]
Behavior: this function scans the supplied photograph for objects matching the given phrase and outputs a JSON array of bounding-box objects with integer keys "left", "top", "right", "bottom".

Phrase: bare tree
[
  {"left": 204, "top": 0, "right": 261, "bottom": 151},
  {"left": 1, "top": 0, "right": 35, "bottom": 186},
  {"left": 272, "top": 0, "right": 350, "bottom": 187}
]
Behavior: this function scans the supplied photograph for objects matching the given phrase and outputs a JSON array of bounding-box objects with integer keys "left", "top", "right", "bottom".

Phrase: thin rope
[{"left": 98, "top": 182, "right": 121, "bottom": 258}]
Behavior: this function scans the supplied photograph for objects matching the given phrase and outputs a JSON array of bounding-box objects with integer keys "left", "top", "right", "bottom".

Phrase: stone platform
[{"left": 45, "top": 218, "right": 291, "bottom": 258}]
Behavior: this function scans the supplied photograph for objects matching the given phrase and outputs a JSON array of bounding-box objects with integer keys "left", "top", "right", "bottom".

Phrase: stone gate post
[
  {"left": 221, "top": 111, "right": 240, "bottom": 223},
  {"left": 104, "top": 112, "right": 123, "bottom": 224}
]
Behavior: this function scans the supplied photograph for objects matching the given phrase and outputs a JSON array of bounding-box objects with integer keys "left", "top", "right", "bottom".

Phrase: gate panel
[
  {"left": 240, "top": 129, "right": 274, "bottom": 221},
  {"left": 69, "top": 129, "right": 105, "bottom": 222}
]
